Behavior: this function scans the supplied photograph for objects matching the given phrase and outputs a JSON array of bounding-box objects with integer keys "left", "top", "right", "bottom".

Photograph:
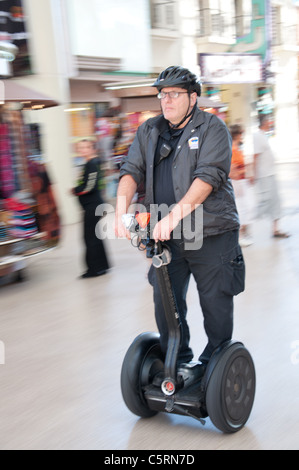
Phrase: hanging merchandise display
[{"left": 0, "top": 103, "right": 60, "bottom": 283}]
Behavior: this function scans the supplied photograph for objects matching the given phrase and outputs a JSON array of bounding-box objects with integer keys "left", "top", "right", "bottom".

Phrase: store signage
[{"left": 199, "top": 53, "right": 263, "bottom": 84}]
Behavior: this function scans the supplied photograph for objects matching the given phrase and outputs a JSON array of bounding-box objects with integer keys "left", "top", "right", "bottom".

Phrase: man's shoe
[
  {"left": 178, "top": 361, "right": 206, "bottom": 386},
  {"left": 81, "top": 270, "right": 107, "bottom": 279}
]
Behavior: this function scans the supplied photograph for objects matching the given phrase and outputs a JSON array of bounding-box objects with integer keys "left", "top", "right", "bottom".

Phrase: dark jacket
[
  {"left": 120, "top": 107, "right": 239, "bottom": 237},
  {"left": 74, "top": 158, "right": 103, "bottom": 208}
]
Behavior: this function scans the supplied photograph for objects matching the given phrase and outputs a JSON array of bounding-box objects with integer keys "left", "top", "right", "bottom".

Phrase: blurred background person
[
  {"left": 253, "top": 115, "right": 289, "bottom": 239},
  {"left": 95, "top": 117, "right": 114, "bottom": 171},
  {"left": 229, "top": 124, "right": 254, "bottom": 247},
  {"left": 72, "top": 139, "right": 110, "bottom": 278}
]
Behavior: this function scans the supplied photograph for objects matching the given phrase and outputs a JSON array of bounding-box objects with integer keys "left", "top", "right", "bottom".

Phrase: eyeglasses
[{"left": 157, "top": 91, "right": 188, "bottom": 100}]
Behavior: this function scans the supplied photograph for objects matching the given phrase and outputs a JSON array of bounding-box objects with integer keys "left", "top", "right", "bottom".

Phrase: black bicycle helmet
[{"left": 153, "top": 66, "right": 201, "bottom": 96}]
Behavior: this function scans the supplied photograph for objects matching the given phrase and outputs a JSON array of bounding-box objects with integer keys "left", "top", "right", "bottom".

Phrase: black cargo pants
[
  {"left": 148, "top": 229, "right": 245, "bottom": 364},
  {"left": 83, "top": 203, "right": 109, "bottom": 274}
]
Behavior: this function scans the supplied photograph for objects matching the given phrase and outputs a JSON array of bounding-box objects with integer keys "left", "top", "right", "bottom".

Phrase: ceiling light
[
  {"left": 64, "top": 107, "right": 91, "bottom": 112},
  {"left": 105, "top": 82, "right": 154, "bottom": 90}
]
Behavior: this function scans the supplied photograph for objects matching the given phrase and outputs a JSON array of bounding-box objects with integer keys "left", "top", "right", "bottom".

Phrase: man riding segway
[{"left": 115, "top": 66, "right": 255, "bottom": 432}]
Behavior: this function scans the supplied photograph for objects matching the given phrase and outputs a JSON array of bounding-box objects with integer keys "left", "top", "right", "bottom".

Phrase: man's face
[{"left": 160, "top": 87, "right": 197, "bottom": 127}]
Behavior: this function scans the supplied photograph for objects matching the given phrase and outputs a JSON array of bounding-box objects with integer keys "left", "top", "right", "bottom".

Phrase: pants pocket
[{"left": 221, "top": 245, "right": 245, "bottom": 296}]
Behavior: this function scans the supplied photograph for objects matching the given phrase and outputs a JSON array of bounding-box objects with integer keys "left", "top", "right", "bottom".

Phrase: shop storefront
[
  {"left": 66, "top": 91, "right": 161, "bottom": 200},
  {"left": 0, "top": 1, "right": 63, "bottom": 284},
  {"left": 0, "top": 90, "right": 60, "bottom": 285}
]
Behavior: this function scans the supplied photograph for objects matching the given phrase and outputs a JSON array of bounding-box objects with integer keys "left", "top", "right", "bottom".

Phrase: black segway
[{"left": 120, "top": 213, "right": 256, "bottom": 433}]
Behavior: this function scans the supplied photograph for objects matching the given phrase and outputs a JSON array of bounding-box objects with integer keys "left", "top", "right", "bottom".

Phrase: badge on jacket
[{"left": 188, "top": 136, "right": 199, "bottom": 150}]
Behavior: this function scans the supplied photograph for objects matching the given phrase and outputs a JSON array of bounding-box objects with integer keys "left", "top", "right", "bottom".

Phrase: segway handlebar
[{"left": 122, "top": 212, "right": 171, "bottom": 266}]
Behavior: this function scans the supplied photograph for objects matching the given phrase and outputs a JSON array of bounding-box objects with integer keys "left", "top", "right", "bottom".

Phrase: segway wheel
[
  {"left": 121, "top": 332, "right": 164, "bottom": 418},
  {"left": 205, "top": 343, "right": 256, "bottom": 433}
]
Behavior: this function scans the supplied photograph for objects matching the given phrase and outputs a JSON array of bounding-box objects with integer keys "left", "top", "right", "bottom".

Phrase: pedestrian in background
[
  {"left": 229, "top": 124, "right": 254, "bottom": 247},
  {"left": 253, "top": 115, "right": 289, "bottom": 238},
  {"left": 72, "top": 139, "right": 110, "bottom": 278}
]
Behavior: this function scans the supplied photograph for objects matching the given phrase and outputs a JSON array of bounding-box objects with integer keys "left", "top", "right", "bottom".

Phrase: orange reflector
[{"left": 135, "top": 212, "right": 151, "bottom": 229}]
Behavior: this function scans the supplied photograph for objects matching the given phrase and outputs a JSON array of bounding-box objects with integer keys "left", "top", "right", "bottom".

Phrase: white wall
[
  {"left": 273, "top": 53, "right": 299, "bottom": 161},
  {"left": 66, "top": 0, "right": 152, "bottom": 73}
]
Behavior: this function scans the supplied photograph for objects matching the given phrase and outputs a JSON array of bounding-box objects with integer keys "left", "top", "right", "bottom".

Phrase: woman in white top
[{"left": 253, "top": 115, "right": 289, "bottom": 238}]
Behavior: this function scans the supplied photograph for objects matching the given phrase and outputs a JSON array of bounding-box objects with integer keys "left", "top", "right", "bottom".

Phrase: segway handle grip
[{"left": 153, "top": 246, "right": 172, "bottom": 268}]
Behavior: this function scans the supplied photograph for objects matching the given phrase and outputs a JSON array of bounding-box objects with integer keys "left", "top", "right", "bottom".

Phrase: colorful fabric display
[
  {"left": 4, "top": 198, "right": 38, "bottom": 239},
  {"left": 0, "top": 109, "right": 60, "bottom": 249},
  {"left": 0, "top": 124, "right": 16, "bottom": 198},
  {"left": 0, "top": 221, "right": 9, "bottom": 241}
]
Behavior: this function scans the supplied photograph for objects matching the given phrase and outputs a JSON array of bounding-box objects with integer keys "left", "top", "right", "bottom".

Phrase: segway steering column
[
  {"left": 152, "top": 241, "right": 182, "bottom": 396},
  {"left": 122, "top": 213, "right": 183, "bottom": 395}
]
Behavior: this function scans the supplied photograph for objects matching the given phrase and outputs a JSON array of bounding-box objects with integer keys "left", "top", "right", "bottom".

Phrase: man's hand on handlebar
[
  {"left": 152, "top": 213, "right": 180, "bottom": 243},
  {"left": 114, "top": 214, "right": 131, "bottom": 240}
]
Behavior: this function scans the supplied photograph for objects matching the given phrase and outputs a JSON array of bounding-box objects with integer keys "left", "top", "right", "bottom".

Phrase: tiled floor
[
  {"left": 1, "top": 166, "right": 299, "bottom": 450},
  {"left": 0, "top": 211, "right": 298, "bottom": 450}
]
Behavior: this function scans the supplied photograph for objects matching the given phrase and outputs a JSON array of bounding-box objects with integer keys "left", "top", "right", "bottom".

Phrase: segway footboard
[
  {"left": 121, "top": 336, "right": 256, "bottom": 433},
  {"left": 144, "top": 379, "right": 208, "bottom": 424}
]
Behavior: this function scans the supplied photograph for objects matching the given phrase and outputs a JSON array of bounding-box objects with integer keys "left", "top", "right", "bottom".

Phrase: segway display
[{"left": 121, "top": 213, "right": 256, "bottom": 433}]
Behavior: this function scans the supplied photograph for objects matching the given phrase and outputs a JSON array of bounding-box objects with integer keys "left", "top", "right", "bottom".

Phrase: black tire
[
  {"left": 121, "top": 332, "right": 164, "bottom": 418},
  {"left": 206, "top": 343, "right": 256, "bottom": 433}
]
